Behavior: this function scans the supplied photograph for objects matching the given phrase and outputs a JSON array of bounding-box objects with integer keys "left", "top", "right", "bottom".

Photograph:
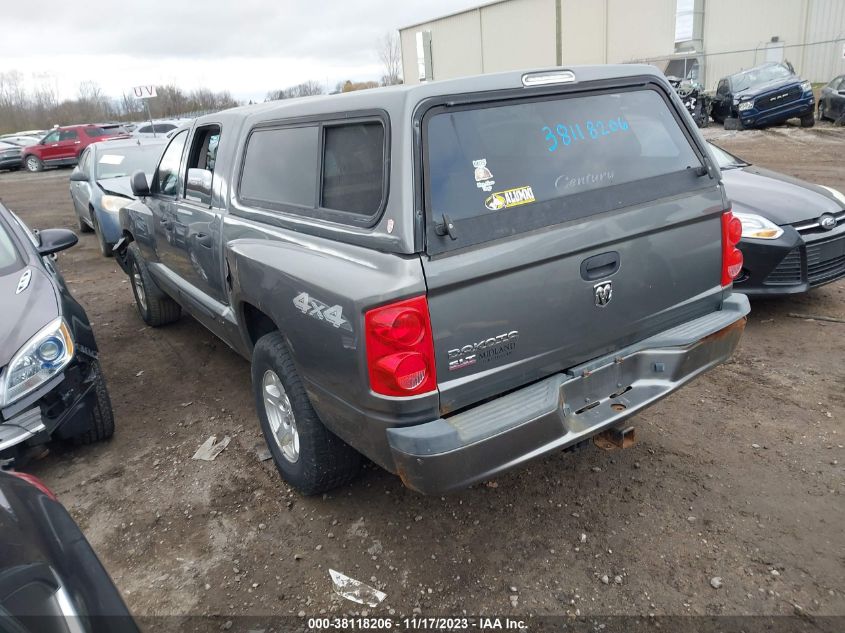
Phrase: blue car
[
  {"left": 69, "top": 138, "right": 167, "bottom": 256},
  {"left": 710, "top": 62, "right": 815, "bottom": 130}
]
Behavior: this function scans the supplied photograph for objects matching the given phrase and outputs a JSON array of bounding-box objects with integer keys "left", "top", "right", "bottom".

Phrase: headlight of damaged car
[
  {"left": 733, "top": 212, "right": 784, "bottom": 240},
  {"left": 0, "top": 317, "right": 74, "bottom": 407},
  {"left": 819, "top": 185, "right": 845, "bottom": 207},
  {"left": 737, "top": 101, "right": 754, "bottom": 112},
  {"left": 100, "top": 195, "right": 130, "bottom": 213}
]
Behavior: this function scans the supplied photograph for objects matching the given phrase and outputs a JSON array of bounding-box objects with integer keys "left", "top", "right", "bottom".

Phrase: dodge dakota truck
[{"left": 115, "top": 65, "right": 750, "bottom": 495}]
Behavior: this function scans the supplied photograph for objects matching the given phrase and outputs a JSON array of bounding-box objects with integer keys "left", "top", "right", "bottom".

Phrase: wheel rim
[
  {"left": 26, "top": 157, "right": 38, "bottom": 171},
  {"left": 132, "top": 264, "right": 147, "bottom": 312},
  {"left": 262, "top": 369, "right": 300, "bottom": 463}
]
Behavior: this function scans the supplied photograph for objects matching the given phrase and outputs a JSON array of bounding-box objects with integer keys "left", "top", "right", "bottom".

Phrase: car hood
[
  {"left": 96, "top": 176, "right": 135, "bottom": 199},
  {"left": 0, "top": 266, "right": 58, "bottom": 368},
  {"left": 722, "top": 166, "right": 843, "bottom": 225}
]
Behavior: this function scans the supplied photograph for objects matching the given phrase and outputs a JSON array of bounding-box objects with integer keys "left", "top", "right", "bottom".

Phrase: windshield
[
  {"left": 0, "top": 213, "right": 24, "bottom": 275},
  {"left": 94, "top": 144, "right": 164, "bottom": 179},
  {"left": 707, "top": 143, "right": 748, "bottom": 169},
  {"left": 731, "top": 64, "right": 793, "bottom": 92}
]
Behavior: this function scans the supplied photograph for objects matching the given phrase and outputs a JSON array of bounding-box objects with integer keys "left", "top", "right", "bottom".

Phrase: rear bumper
[{"left": 388, "top": 294, "right": 750, "bottom": 494}]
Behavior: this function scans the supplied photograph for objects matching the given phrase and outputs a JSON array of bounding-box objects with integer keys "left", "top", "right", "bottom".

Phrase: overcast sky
[{"left": 1, "top": 0, "right": 480, "bottom": 102}]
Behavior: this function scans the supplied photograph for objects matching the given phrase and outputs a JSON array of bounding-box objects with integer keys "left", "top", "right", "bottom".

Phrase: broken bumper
[
  {"left": 0, "top": 408, "right": 46, "bottom": 453},
  {"left": 387, "top": 294, "right": 750, "bottom": 494},
  {"left": 0, "top": 358, "right": 98, "bottom": 456}
]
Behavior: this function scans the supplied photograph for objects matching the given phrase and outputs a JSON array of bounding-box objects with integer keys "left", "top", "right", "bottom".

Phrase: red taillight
[
  {"left": 365, "top": 296, "right": 436, "bottom": 397},
  {"left": 9, "top": 471, "right": 57, "bottom": 500},
  {"left": 721, "top": 210, "right": 744, "bottom": 286}
]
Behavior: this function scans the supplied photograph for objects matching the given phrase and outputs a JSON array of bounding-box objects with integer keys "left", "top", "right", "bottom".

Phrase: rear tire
[
  {"left": 74, "top": 361, "right": 115, "bottom": 444},
  {"left": 24, "top": 155, "right": 43, "bottom": 172},
  {"left": 128, "top": 243, "right": 181, "bottom": 327},
  {"left": 251, "top": 331, "right": 362, "bottom": 495},
  {"left": 800, "top": 112, "right": 815, "bottom": 128}
]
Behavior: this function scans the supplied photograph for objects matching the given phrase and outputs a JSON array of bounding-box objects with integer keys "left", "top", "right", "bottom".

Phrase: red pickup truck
[{"left": 22, "top": 125, "right": 116, "bottom": 172}]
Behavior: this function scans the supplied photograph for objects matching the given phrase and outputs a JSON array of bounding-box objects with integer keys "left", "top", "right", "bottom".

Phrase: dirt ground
[{"left": 0, "top": 122, "right": 842, "bottom": 624}]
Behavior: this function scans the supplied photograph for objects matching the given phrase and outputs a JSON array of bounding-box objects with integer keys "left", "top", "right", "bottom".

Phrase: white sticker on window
[{"left": 99, "top": 154, "right": 125, "bottom": 165}]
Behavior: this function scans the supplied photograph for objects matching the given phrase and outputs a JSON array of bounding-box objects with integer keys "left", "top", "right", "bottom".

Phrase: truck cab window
[
  {"left": 187, "top": 126, "right": 221, "bottom": 174},
  {"left": 154, "top": 130, "right": 188, "bottom": 196},
  {"left": 184, "top": 125, "right": 221, "bottom": 204}
]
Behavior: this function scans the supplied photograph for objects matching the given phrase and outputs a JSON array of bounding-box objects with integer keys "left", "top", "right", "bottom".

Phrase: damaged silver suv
[{"left": 115, "top": 65, "right": 750, "bottom": 495}]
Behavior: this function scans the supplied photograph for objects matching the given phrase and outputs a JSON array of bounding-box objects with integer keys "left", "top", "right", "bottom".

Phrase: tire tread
[
  {"left": 252, "top": 332, "right": 361, "bottom": 495},
  {"left": 74, "top": 361, "right": 115, "bottom": 444},
  {"left": 129, "top": 244, "right": 181, "bottom": 326}
]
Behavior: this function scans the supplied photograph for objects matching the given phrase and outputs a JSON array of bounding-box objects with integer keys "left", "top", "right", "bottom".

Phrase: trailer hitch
[{"left": 593, "top": 425, "right": 636, "bottom": 450}]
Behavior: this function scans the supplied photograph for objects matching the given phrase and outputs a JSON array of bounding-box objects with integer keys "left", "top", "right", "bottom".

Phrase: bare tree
[
  {"left": 266, "top": 80, "right": 325, "bottom": 101},
  {"left": 377, "top": 32, "right": 403, "bottom": 86},
  {"left": 0, "top": 70, "right": 241, "bottom": 133},
  {"left": 120, "top": 92, "right": 142, "bottom": 118},
  {"left": 75, "top": 81, "right": 112, "bottom": 121},
  {"left": 336, "top": 80, "right": 380, "bottom": 93}
]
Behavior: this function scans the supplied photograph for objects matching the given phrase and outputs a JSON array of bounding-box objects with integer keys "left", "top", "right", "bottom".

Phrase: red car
[{"left": 22, "top": 125, "right": 116, "bottom": 172}]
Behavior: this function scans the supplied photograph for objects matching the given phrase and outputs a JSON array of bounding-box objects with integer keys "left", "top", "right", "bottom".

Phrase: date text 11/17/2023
[{"left": 541, "top": 117, "right": 630, "bottom": 152}]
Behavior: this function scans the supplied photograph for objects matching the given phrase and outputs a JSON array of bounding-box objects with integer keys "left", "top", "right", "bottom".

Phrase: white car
[
  {"left": 0, "top": 135, "right": 43, "bottom": 147},
  {"left": 132, "top": 121, "right": 186, "bottom": 138}
]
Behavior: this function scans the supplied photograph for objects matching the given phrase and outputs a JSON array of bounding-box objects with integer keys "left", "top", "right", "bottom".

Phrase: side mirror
[
  {"left": 69, "top": 170, "right": 87, "bottom": 182},
  {"left": 37, "top": 228, "right": 78, "bottom": 256},
  {"left": 185, "top": 168, "right": 212, "bottom": 204},
  {"left": 130, "top": 170, "right": 150, "bottom": 197}
]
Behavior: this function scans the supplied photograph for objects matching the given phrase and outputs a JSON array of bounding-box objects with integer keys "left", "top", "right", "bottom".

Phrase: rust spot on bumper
[
  {"left": 395, "top": 462, "right": 423, "bottom": 492},
  {"left": 701, "top": 316, "right": 747, "bottom": 343}
]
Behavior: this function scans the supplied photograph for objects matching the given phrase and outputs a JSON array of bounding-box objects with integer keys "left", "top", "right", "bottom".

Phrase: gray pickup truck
[{"left": 115, "top": 65, "right": 750, "bottom": 495}]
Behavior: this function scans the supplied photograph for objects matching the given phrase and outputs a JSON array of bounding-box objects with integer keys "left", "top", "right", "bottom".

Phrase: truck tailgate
[{"left": 418, "top": 82, "right": 726, "bottom": 414}]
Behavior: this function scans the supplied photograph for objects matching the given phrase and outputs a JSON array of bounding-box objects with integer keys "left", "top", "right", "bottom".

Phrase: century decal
[{"left": 485, "top": 186, "right": 536, "bottom": 211}]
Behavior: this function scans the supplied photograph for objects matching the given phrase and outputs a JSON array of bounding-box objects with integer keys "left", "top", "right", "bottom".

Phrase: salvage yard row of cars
[
  {"left": 0, "top": 63, "right": 844, "bottom": 628},
  {"left": 669, "top": 61, "right": 845, "bottom": 130},
  {"left": 0, "top": 119, "right": 186, "bottom": 174}
]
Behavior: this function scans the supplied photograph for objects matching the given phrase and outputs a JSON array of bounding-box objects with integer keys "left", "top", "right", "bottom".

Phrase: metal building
[{"left": 399, "top": 0, "right": 845, "bottom": 88}]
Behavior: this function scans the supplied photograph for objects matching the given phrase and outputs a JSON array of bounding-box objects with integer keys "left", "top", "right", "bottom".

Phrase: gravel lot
[{"left": 0, "top": 123, "right": 842, "bottom": 624}]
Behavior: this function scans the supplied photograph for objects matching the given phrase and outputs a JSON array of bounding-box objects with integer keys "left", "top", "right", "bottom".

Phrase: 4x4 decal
[{"left": 293, "top": 292, "right": 350, "bottom": 331}]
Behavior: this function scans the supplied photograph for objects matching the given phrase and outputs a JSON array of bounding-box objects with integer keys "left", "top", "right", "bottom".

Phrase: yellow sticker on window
[{"left": 484, "top": 186, "right": 535, "bottom": 211}]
